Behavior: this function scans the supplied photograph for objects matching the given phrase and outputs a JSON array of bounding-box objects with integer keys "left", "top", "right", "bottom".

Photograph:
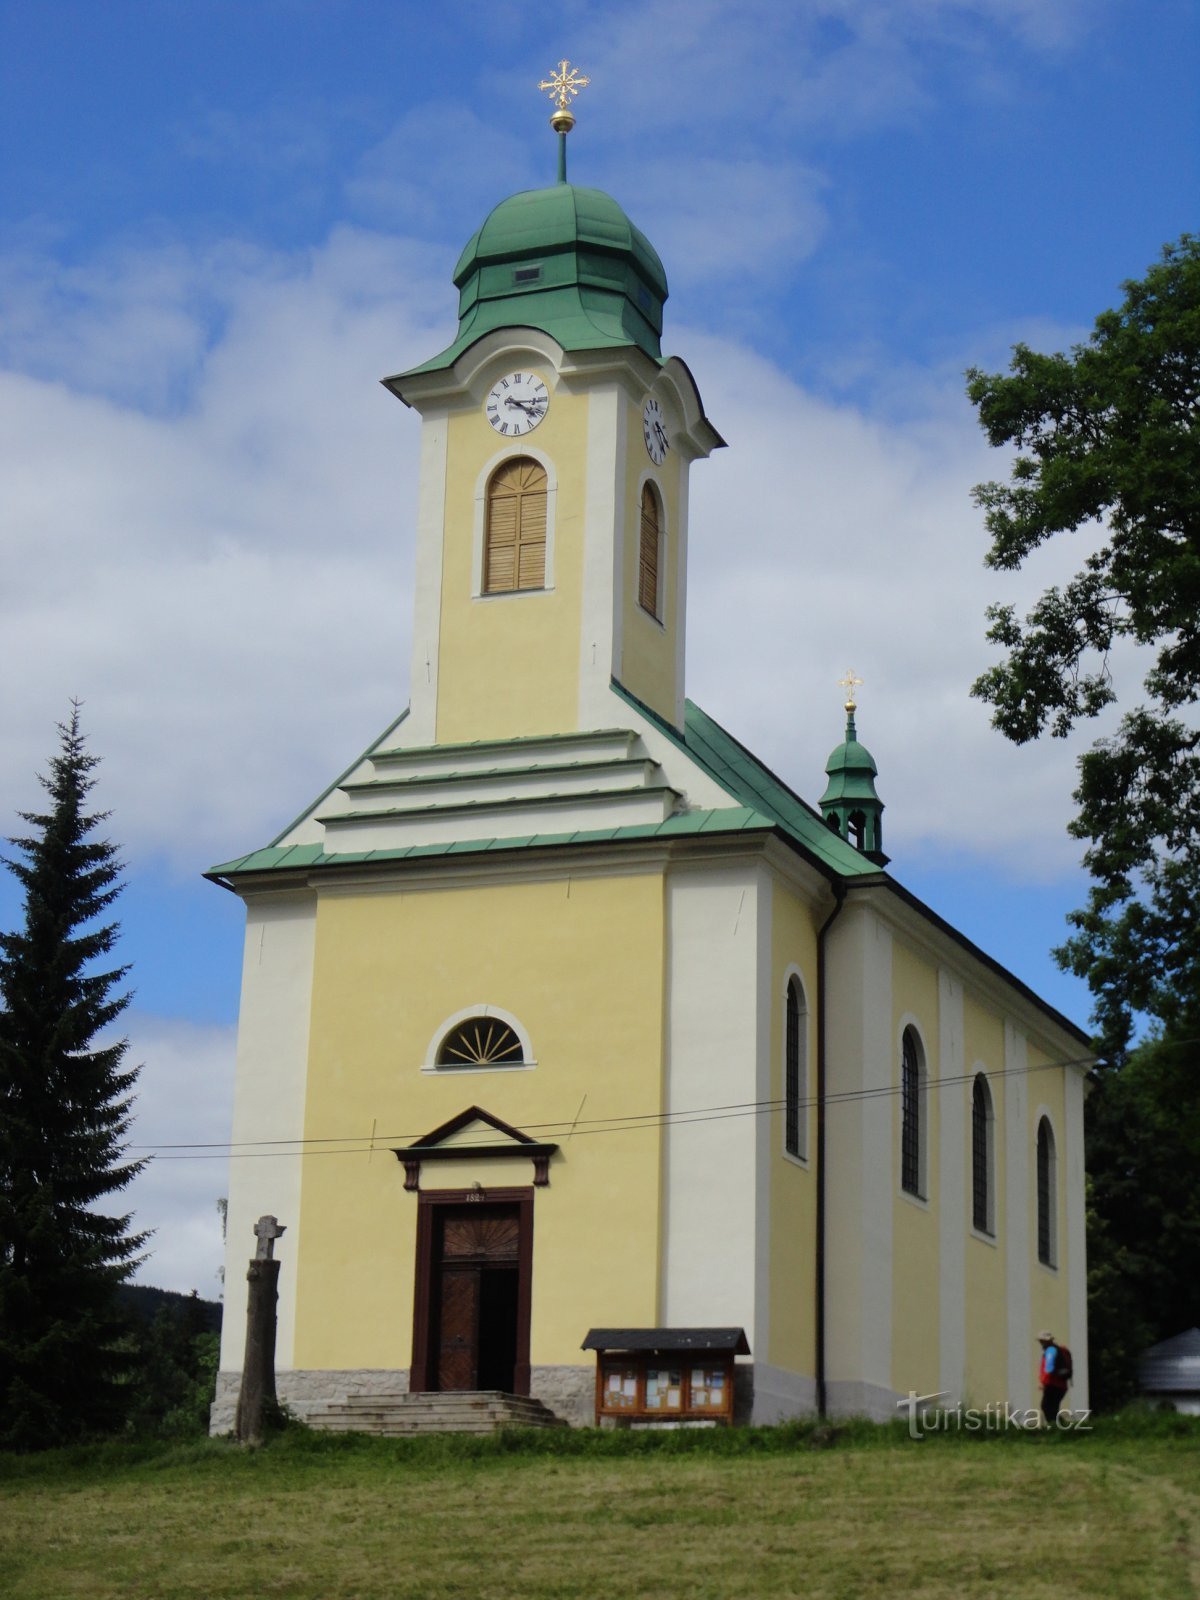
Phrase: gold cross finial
[
  {"left": 539, "top": 60, "right": 590, "bottom": 133},
  {"left": 839, "top": 669, "right": 863, "bottom": 713}
]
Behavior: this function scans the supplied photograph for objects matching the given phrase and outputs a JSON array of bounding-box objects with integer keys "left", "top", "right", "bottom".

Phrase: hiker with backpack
[{"left": 1037, "top": 1330, "right": 1073, "bottom": 1423}]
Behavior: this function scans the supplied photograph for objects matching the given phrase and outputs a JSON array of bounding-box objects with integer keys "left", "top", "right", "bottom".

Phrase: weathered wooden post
[{"left": 235, "top": 1214, "right": 286, "bottom": 1446}]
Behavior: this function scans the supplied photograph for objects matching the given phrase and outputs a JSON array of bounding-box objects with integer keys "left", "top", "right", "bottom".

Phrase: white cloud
[
  {"left": 0, "top": 225, "right": 1108, "bottom": 888},
  {"left": 678, "top": 328, "right": 1113, "bottom": 877},
  {"left": 122, "top": 1014, "right": 237, "bottom": 1297}
]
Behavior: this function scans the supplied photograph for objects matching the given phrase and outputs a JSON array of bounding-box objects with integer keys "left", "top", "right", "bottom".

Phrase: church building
[{"left": 209, "top": 70, "right": 1088, "bottom": 1430}]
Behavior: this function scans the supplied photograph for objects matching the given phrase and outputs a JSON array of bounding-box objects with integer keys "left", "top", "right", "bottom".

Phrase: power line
[{"left": 139, "top": 1044, "right": 1114, "bottom": 1162}]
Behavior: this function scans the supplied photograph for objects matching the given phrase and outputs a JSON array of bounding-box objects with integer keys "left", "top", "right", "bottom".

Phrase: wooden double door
[{"left": 411, "top": 1190, "right": 533, "bottom": 1395}]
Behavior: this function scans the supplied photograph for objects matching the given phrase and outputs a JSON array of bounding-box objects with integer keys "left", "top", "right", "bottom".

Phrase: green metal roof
[
  {"left": 208, "top": 688, "right": 884, "bottom": 886},
  {"left": 607, "top": 686, "right": 881, "bottom": 880},
  {"left": 402, "top": 183, "right": 668, "bottom": 375},
  {"left": 206, "top": 806, "right": 775, "bottom": 881},
  {"left": 819, "top": 710, "right": 885, "bottom": 810}
]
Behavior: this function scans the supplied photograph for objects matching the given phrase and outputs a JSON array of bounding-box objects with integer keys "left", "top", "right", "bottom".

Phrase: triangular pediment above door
[{"left": 392, "top": 1105, "right": 558, "bottom": 1192}]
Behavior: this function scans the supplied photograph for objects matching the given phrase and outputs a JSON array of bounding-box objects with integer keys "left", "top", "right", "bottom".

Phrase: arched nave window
[
  {"left": 784, "top": 975, "right": 808, "bottom": 1160},
  {"left": 901, "top": 1026, "right": 927, "bottom": 1199},
  {"left": 484, "top": 457, "right": 547, "bottom": 593},
  {"left": 1037, "top": 1117, "right": 1058, "bottom": 1267},
  {"left": 971, "top": 1073, "right": 995, "bottom": 1236}
]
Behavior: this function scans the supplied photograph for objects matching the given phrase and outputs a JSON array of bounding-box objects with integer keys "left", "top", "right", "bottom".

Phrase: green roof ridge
[
  {"left": 608, "top": 680, "right": 880, "bottom": 880},
  {"left": 317, "top": 784, "right": 680, "bottom": 827},
  {"left": 372, "top": 727, "right": 635, "bottom": 761},
  {"left": 206, "top": 806, "right": 773, "bottom": 880},
  {"left": 341, "top": 756, "right": 656, "bottom": 793}
]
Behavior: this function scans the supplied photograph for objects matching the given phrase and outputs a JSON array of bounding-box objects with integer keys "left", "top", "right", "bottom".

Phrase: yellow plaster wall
[
  {"left": 890, "top": 938, "right": 941, "bottom": 1396},
  {"left": 434, "top": 376, "right": 587, "bottom": 743},
  {"left": 766, "top": 879, "right": 819, "bottom": 1377},
  {"left": 292, "top": 870, "right": 666, "bottom": 1371},
  {"left": 1027, "top": 1043, "right": 1070, "bottom": 1351},
  {"left": 962, "top": 999, "right": 1007, "bottom": 1405},
  {"left": 617, "top": 397, "right": 681, "bottom": 723}
]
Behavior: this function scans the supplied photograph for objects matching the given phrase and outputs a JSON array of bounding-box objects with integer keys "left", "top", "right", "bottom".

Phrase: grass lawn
[{"left": 0, "top": 1415, "right": 1196, "bottom": 1600}]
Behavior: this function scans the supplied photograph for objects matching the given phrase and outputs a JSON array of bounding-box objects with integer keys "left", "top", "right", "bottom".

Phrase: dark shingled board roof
[{"left": 582, "top": 1328, "right": 751, "bottom": 1354}]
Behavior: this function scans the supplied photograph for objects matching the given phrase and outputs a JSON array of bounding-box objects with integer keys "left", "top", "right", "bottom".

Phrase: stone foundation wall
[
  {"left": 209, "top": 1368, "right": 410, "bottom": 1434},
  {"left": 210, "top": 1361, "right": 830, "bottom": 1433},
  {"left": 529, "top": 1364, "right": 594, "bottom": 1427}
]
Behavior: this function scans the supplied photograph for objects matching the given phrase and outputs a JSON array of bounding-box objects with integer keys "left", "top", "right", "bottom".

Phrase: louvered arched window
[
  {"left": 638, "top": 482, "right": 662, "bottom": 618},
  {"left": 484, "top": 457, "right": 547, "bottom": 593}
]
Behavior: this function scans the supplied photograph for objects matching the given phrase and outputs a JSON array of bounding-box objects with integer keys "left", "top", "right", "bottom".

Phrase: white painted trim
[
  {"left": 471, "top": 444, "right": 558, "bottom": 598},
  {"left": 937, "top": 969, "right": 966, "bottom": 1402},
  {"left": 405, "top": 407, "right": 449, "bottom": 744},
  {"left": 422, "top": 1002, "right": 534, "bottom": 1069},
  {"left": 578, "top": 384, "right": 623, "bottom": 729},
  {"left": 661, "top": 864, "right": 762, "bottom": 1341},
  {"left": 859, "top": 911, "right": 894, "bottom": 1393},
  {"left": 673, "top": 457, "right": 690, "bottom": 729},
  {"left": 754, "top": 866, "right": 773, "bottom": 1367},
  {"left": 219, "top": 891, "right": 316, "bottom": 1374},
  {"left": 419, "top": 1061, "right": 535, "bottom": 1076},
  {"left": 1004, "top": 1023, "right": 1033, "bottom": 1407},
  {"left": 1064, "top": 1063, "right": 1088, "bottom": 1405}
]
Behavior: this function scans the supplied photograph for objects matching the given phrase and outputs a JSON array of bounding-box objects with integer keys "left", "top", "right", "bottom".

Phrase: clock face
[
  {"left": 485, "top": 371, "right": 549, "bottom": 437},
  {"left": 643, "top": 397, "right": 669, "bottom": 465}
]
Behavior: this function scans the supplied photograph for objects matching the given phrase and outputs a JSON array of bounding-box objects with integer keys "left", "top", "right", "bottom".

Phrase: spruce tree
[{"left": 0, "top": 705, "right": 145, "bottom": 1447}]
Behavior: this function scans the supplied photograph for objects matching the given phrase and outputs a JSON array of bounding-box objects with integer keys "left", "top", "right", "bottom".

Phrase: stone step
[{"left": 304, "top": 1389, "right": 567, "bottom": 1435}]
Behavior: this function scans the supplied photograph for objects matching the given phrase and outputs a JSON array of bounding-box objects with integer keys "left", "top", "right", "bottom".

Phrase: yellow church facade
[{"left": 209, "top": 106, "right": 1088, "bottom": 1429}]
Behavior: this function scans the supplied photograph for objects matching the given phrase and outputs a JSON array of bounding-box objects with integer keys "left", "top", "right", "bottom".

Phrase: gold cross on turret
[
  {"left": 539, "top": 59, "right": 590, "bottom": 133},
  {"left": 839, "top": 669, "right": 863, "bottom": 712}
]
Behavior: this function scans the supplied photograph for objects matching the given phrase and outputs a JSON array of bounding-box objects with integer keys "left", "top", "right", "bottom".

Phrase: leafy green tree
[
  {"left": 966, "top": 234, "right": 1200, "bottom": 1057},
  {"left": 968, "top": 238, "right": 1200, "bottom": 1399},
  {"left": 1084, "top": 1033, "right": 1200, "bottom": 1409},
  {"left": 0, "top": 706, "right": 145, "bottom": 1448}
]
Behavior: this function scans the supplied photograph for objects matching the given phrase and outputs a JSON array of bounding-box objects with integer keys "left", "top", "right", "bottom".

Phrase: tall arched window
[
  {"left": 484, "top": 457, "right": 547, "bottom": 593},
  {"left": 901, "top": 1027, "right": 926, "bottom": 1198},
  {"left": 971, "top": 1073, "right": 994, "bottom": 1235},
  {"left": 784, "top": 976, "right": 808, "bottom": 1160},
  {"left": 1037, "top": 1117, "right": 1057, "bottom": 1266},
  {"left": 638, "top": 482, "right": 662, "bottom": 618}
]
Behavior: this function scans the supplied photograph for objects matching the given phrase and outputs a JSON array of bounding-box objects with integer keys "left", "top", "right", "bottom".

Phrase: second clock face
[
  {"left": 485, "top": 372, "right": 550, "bottom": 437},
  {"left": 643, "top": 397, "right": 669, "bottom": 464}
]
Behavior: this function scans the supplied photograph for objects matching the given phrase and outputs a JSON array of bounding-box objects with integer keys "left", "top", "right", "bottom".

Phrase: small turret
[{"left": 820, "top": 672, "right": 888, "bottom": 866}]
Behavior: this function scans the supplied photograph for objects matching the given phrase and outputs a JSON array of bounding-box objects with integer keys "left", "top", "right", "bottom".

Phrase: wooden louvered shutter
[
  {"left": 639, "top": 483, "right": 660, "bottom": 617},
  {"left": 484, "top": 458, "right": 547, "bottom": 593}
]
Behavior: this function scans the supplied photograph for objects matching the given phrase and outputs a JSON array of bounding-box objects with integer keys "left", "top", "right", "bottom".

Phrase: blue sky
[{"left": 1, "top": 0, "right": 1196, "bottom": 1292}]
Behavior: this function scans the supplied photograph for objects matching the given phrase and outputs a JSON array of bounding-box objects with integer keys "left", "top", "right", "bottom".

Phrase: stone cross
[{"left": 253, "top": 1214, "right": 286, "bottom": 1260}]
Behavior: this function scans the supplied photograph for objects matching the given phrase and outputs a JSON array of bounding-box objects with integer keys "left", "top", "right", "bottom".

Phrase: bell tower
[
  {"left": 382, "top": 66, "right": 723, "bottom": 747},
  {"left": 819, "top": 672, "right": 889, "bottom": 866}
]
